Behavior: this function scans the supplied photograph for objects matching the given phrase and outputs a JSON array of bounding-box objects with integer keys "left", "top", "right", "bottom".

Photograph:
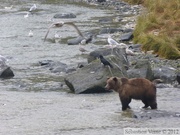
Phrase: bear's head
[{"left": 105, "top": 77, "right": 121, "bottom": 92}]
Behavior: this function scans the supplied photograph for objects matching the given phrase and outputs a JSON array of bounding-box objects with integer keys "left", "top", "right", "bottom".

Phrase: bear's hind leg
[{"left": 142, "top": 99, "right": 149, "bottom": 108}]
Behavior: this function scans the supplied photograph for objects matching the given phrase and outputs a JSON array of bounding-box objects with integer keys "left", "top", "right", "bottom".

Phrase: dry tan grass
[{"left": 123, "top": 0, "right": 180, "bottom": 59}]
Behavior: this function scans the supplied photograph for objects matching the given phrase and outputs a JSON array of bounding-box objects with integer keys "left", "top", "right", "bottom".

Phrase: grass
[{"left": 123, "top": 0, "right": 180, "bottom": 59}]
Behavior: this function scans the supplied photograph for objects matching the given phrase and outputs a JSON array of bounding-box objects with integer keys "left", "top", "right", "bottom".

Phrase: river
[{"left": 0, "top": 0, "right": 180, "bottom": 135}]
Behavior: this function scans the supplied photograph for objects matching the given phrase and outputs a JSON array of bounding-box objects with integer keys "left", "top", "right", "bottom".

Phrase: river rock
[
  {"left": 0, "top": 67, "right": 14, "bottom": 79},
  {"left": 99, "top": 28, "right": 123, "bottom": 34},
  {"left": 67, "top": 33, "right": 93, "bottom": 45},
  {"left": 67, "top": 36, "right": 84, "bottom": 45},
  {"left": 53, "top": 13, "right": 76, "bottom": 19},
  {"left": 39, "top": 60, "right": 69, "bottom": 73},
  {"left": 123, "top": 28, "right": 133, "bottom": 33},
  {"left": 39, "top": 60, "right": 54, "bottom": 66},
  {"left": 119, "top": 32, "right": 133, "bottom": 41},
  {"left": 99, "top": 17, "right": 113, "bottom": 23},
  {"left": 64, "top": 49, "right": 128, "bottom": 94},
  {"left": 127, "top": 59, "right": 153, "bottom": 80},
  {"left": 97, "top": 0, "right": 106, "bottom": 2},
  {"left": 152, "top": 66, "right": 177, "bottom": 83}
]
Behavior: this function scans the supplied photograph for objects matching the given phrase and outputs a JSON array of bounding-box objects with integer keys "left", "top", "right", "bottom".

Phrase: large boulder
[
  {"left": 152, "top": 66, "right": 177, "bottom": 83},
  {"left": 88, "top": 47, "right": 128, "bottom": 66},
  {"left": 64, "top": 48, "right": 128, "bottom": 94},
  {"left": 39, "top": 60, "right": 76, "bottom": 74},
  {"left": 127, "top": 59, "right": 153, "bottom": 80},
  {"left": 0, "top": 66, "right": 14, "bottom": 79}
]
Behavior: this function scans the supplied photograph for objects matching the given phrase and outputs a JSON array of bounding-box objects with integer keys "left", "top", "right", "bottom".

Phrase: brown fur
[{"left": 105, "top": 77, "right": 157, "bottom": 111}]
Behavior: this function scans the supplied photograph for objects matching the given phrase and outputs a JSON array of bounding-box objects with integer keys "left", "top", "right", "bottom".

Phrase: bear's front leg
[{"left": 120, "top": 97, "right": 131, "bottom": 111}]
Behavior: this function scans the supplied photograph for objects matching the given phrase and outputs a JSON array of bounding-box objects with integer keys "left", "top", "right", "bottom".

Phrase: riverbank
[
  {"left": 124, "top": 0, "right": 180, "bottom": 59},
  {"left": 75, "top": 0, "right": 180, "bottom": 83},
  {"left": 91, "top": 0, "right": 180, "bottom": 77}
]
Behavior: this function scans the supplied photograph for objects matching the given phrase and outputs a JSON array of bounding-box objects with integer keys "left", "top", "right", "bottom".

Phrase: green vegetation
[{"left": 124, "top": 0, "right": 180, "bottom": 59}]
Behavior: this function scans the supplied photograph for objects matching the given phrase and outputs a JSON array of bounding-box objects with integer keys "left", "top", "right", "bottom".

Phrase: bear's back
[{"left": 120, "top": 78, "right": 156, "bottom": 99}]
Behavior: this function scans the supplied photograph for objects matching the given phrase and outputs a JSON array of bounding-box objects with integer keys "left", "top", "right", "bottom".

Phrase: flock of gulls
[{"left": 1, "top": 3, "right": 137, "bottom": 69}]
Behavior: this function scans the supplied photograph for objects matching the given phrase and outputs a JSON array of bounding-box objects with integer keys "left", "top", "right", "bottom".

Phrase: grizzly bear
[{"left": 105, "top": 77, "right": 157, "bottom": 111}]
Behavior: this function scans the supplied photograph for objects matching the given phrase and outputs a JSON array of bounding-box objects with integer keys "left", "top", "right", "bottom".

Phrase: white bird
[
  {"left": 107, "top": 35, "right": 119, "bottom": 46},
  {"left": 28, "top": 30, "right": 33, "bottom": 37},
  {"left": 29, "top": 4, "right": 37, "bottom": 12},
  {"left": 54, "top": 32, "right": 61, "bottom": 39},
  {"left": 107, "top": 35, "right": 120, "bottom": 54},
  {"left": 80, "top": 39, "right": 87, "bottom": 45},
  {"left": 4, "top": 5, "right": 13, "bottom": 10},
  {"left": 125, "top": 46, "right": 136, "bottom": 56},
  {"left": 0, "top": 55, "right": 7, "bottom": 67},
  {"left": 24, "top": 13, "right": 29, "bottom": 18},
  {"left": 54, "top": 31, "right": 61, "bottom": 43},
  {"left": 0, "top": 55, "right": 7, "bottom": 62},
  {"left": 44, "top": 21, "right": 83, "bottom": 42}
]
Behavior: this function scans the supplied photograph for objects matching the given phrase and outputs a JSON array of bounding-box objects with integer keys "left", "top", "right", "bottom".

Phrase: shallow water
[
  {"left": 0, "top": 88, "right": 180, "bottom": 135},
  {"left": 0, "top": 0, "right": 111, "bottom": 91},
  {"left": 0, "top": 0, "right": 180, "bottom": 135}
]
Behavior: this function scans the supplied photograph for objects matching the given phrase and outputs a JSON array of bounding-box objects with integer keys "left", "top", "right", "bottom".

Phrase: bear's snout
[{"left": 105, "top": 84, "right": 110, "bottom": 90}]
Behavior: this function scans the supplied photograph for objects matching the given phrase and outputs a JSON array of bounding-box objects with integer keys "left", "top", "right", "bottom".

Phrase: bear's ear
[
  {"left": 113, "top": 77, "right": 118, "bottom": 82},
  {"left": 107, "top": 77, "right": 110, "bottom": 80}
]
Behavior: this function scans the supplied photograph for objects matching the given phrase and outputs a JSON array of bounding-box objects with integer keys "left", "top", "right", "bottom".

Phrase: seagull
[
  {"left": 0, "top": 55, "right": 7, "bottom": 68},
  {"left": 125, "top": 46, "right": 136, "bottom": 56},
  {"left": 0, "top": 55, "right": 7, "bottom": 62},
  {"left": 29, "top": 4, "right": 37, "bottom": 12},
  {"left": 107, "top": 35, "right": 119, "bottom": 54},
  {"left": 99, "top": 55, "right": 113, "bottom": 68},
  {"left": 4, "top": 5, "right": 13, "bottom": 10},
  {"left": 28, "top": 30, "right": 33, "bottom": 37},
  {"left": 54, "top": 32, "right": 61, "bottom": 39},
  {"left": 107, "top": 35, "right": 119, "bottom": 46},
  {"left": 107, "top": 35, "right": 128, "bottom": 48},
  {"left": 44, "top": 21, "right": 83, "bottom": 42},
  {"left": 80, "top": 39, "right": 87, "bottom": 45},
  {"left": 80, "top": 35, "right": 93, "bottom": 45},
  {"left": 24, "top": 12, "right": 29, "bottom": 18},
  {"left": 54, "top": 31, "right": 61, "bottom": 43}
]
